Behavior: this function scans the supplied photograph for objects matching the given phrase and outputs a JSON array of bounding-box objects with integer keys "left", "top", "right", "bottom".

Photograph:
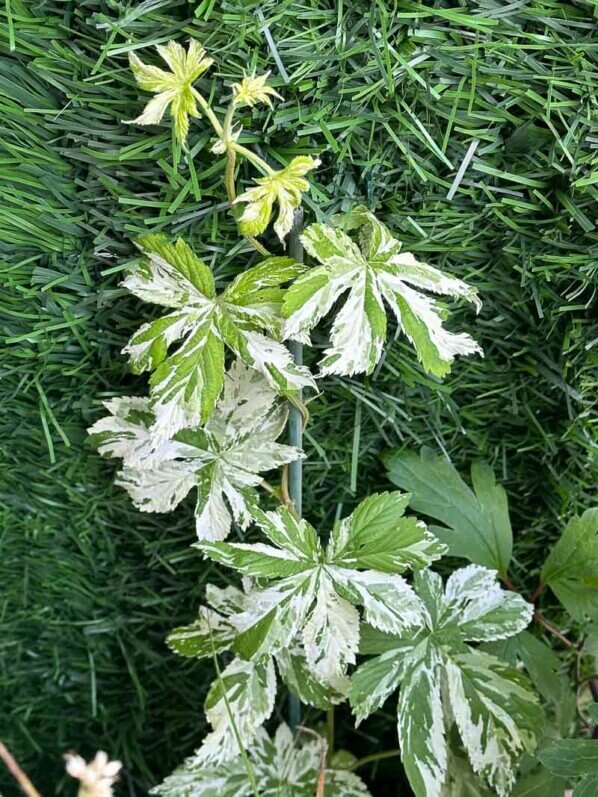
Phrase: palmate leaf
[
  {"left": 88, "top": 361, "right": 303, "bottom": 540},
  {"left": 384, "top": 447, "right": 513, "bottom": 574},
  {"left": 540, "top": 508, "right": 598, "bottom": 620},
  {"left": 538, "top": 739, "right": 598, "bottom": 797},
  {"left": 350, "top": 566, "right": 539, "bottom": 797},
  {"left": 126, "top": 39, "right": 214, "bottom": 143},
  {"left": 197, "top": 492, "right": 444, "bottom": 685},
  {"left": 151, "top": 723, "right": 372, "bottom": 796},
  {"left": 167, "top": 582, "right": 345, "bottom": 763},
  {"left": 282, "top": 206, "right": 481, "bottom": 377},
  {"left": 121, "top": 234, "right": 315, "bottom": 437},
  {"left": 196, "top": 655, "right": 276, "bottom": 765},
  {"left": 235, "top": 156, "right": 320, "bottom": 242}
]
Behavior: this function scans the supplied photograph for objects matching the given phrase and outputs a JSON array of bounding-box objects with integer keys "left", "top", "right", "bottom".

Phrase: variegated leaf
[
  {"left": 195, "top": 656, "right": 276, "bottom": 765},
  {"left": 327, "top": 491, "right": 446, "bottom": 573},
  {"left": 276, "top": 647, "right": 348, "bottom": 710},
  {"left": 167, "top": 607, "right": 236, "bottom": 659},
  {"left": 122, "top": 235, "right": 314, "bottom": 436},
  {"left": 301, "top": 570, "right": 360, "bottom": 683},
  {"left": 91, "top": 361, "right": 303, "bottom": 541},
  {"left": 349, "top": 645, "right": 417, "bottom": 724},
  {"left": 331, "top": 568, "right": 427, "bottom": 636},
  {"left": 444, "top": 649, "right": 544, "bottom": 797},
  {"left": 126, "top": 39, "right": 214, "bottom": 143},
  {"left": 349, "top": 565, "right": 540, "bottom": 797},
  {"left": 235, "top": 156, "right": 320, "bottom": 242},
  {"left": 283, "top": 207, "right": 481, "bottom": 378},
  {"left": 151, "top": 723, "right": 372, "bottom": 796},
  {"left": 200, "top": 499, "right": 442, "bottom": 685},
  {"left": 438, "top": 564, "right": 534, "bottom": 641},
  {"left": 398, "top": 644, "right": 447, "bottom": 797}
]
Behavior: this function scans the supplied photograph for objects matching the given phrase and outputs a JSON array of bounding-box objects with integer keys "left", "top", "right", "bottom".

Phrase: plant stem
[
  {"left": 350, "top": 748, "right": 402, "bottom": 771},
  {"left": 501, "top": 573, "right": 578, "bottom": 651},
  {"left": 221, "top": 102, "right": 270, "bottom": 256},
  {"left": 0, "top": 742, "right": 41, "bottom": 797},
  {"left": 230, "top": 141, "right": 274, "bottom": 174},
  {"left": 192, "top": 89, "right": 224, "bottom": 138},
  {"left": 534, "top": 610, "right": 578, "bottom": 650},
  {"left": 210, "top": 653, "right": 260, "bottom": 797},
  {"left": 326, "top": 708, "right": 335, "bottom": 766}
]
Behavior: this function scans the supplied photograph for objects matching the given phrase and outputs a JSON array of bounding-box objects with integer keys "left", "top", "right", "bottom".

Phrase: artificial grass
[{"left": 1, "top": 1, "right": 596, "bottom": 794}]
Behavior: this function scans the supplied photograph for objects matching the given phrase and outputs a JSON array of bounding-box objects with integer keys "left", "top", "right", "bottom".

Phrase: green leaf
[
  {"left": 152, "top": 723, "right": 372, "bottom": 796},
  {"left": 126, "top": 40, "right": 214, "bottom": 143},
  {"left": 541, "top": 508, "right": 598, "bottom": 620},
  {"left": 574, "top": 777, "right": 598, "bottom": 797},
  {"left": 90, "top": 362, "right": 302, "bottom": 541},
  {"left": 283, "top": 207, "right": 481, "bottom": 378},
  {"left": 511, "top": 767, "right": 567, "bottom": 796},
  {"left": 327, "top": 491, "right": 447, "bottom": 573},
  {"left": 538, "top": 739, "right": 598, "bottom": 777},
  {"left": 384, "top": 447, "right": 513, "bottom": 574},
  {"left": 513, "top": 631, "right": 576, "bottom": 733}
]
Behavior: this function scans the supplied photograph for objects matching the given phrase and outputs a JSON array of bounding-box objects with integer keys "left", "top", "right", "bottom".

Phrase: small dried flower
[{"left": 65, "top": 751, "right": 122, "bottom": 797}]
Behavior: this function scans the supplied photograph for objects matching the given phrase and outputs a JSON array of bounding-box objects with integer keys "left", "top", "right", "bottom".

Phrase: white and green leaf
[
  {"left": 92, "top": 362, "right": 302, "bottom": 540},
  {"left": 235, "top": 156, "right": 320, "bottom": 242},
  {"left": 194, "top": 656, "right": 276, "bottom": 765},
  {"left": 122, "top": 236, "right": 314, "bottom": 433},
  {"left": 126, "top": 39, "right": 214, "bottom": 143},
  {"left": 151, "top": 723, "right": 372, "bottom": 796},
  {"left": 283, "top": 207, "right": 481, "bottom": 378}
]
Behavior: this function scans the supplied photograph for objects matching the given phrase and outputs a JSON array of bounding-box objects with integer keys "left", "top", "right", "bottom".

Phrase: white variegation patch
[
  {"left": 398, "top": 646, "right": 447, "bottom": 797},
  {"left": 444, "top": 650, "right": 542, "bottom": 797},
  {"left": 87, "top": 396, "right": 199, "bottom": 466},
  {"left": 439, "top": 564, "right": 534, "bottom": 641},
  {"left": 90, "top": 362, "right": 303, "bottom": 540},
  {"left": 283, "top": 207, "right": 482, "bottom": 378},
  {"left": 117, "top": 460, "right": 198, "bottom": 513},
  {"left": 331, "top": 567, "right": 427, "bottom": 635},
  {"left": 302, "top": 571, "right": 360, "bottom": 683},
  {"left": 195, "top": 656, "right": 276, "bottom": 765}
]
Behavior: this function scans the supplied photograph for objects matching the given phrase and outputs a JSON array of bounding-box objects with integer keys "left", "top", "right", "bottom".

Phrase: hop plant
[
  {"left": 126, "top": 39, "right": 214, "bottom": 143},
  {"left": 235, "top": 156, "right": 321, "bottom": 242},
  {"left": 232, "top": 70, "right": 282, "bottom": 108}
]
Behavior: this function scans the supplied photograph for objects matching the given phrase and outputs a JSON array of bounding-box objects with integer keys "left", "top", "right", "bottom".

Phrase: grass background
[{"left": 1, "top": 0, "right": 596, "bottom": 794}]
